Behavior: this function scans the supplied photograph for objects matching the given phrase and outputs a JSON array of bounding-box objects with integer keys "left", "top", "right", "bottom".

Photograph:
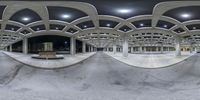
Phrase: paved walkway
[
  {"left": 3, "top": 51, "right": 96, "bottom": 69},
  {"left": 105, "top": 52, "right": 194, "bottom": 68}
]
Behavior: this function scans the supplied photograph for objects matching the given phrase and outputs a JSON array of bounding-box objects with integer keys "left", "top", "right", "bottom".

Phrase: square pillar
[
  {"left": 5, "top": 47, "right": 8, "bottom": 51},
  {"left": 190, "top": 44, "right": 193, "bottom": 53},
  {"left": 161, "top": 45, "right": 163, "bottom": 54},
  {"left": 82, "top": 42, "right": 86, "bottom": 53},
  {"left": 9, "top": 45, "right": 12, "bottom": 52},
  {"left": 70, "top": 37, "right": 76, "bottom": 55},
  {"left": 113, "top": 43, "right": 116, "bottom": 54},
  {"left": 123, "top": 36, "right": 128, "bottom": 57},
  {"left": 91, "top": 46, "right": 94, "bottom": 52},
  {"left": 175, "top": 38, "right": 181, "bottom": 56},
  {"left": 23, "top": 38, "right": 28, "bottom": 54},
  {"left": 139, "top": 46, "right": 142, "bottom": 53}
]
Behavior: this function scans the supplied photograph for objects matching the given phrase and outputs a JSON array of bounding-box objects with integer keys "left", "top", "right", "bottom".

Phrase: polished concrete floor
[{"left": 0, "top": 51, "right": 200, "bottom": 100}]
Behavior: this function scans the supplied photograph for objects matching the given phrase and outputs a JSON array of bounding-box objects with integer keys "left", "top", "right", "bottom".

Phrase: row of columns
[
  {"left": 6, "top": 37, "right": 96, "bottom": 55},
  {"left": 106, "top": 46, "right": 173, "bottom": 53},
  {"left": 108, "top": 36, "right": 183, "bottom": 57}
]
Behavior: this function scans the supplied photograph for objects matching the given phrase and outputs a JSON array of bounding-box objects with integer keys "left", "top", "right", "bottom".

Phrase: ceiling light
[
  {"left": 84, "top": 25, "right": 87, "bottom": 28},
  {"left": 164, "top": 25, "right": 168, "bottom": 28},
  {"left": 117, "top": 9, "right": 132, "bottom": 14},
  {"left": 193, "top": 27, "right": 196, "bottom": 30},
  {"left": 22, "top": 17, "right": 30, "bottom": 21},
  {"left": 62, "top": 14, "right": 71, "bottom": 19},
  {"left": 181, "top": 13, "right": 191, "bottom": 18},
  {"left": 106, "top": 24, "right": 111, "bottom": 27},
  {"left": 140, "top": 23, "right": 144, "bottom": 27}
]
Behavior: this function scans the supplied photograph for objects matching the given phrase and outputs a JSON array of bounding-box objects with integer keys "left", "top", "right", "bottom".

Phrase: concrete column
[
  {"left": 82, "top": 42, "right": 86, "bottom": 53},
  {"left": 161, "top": 45, "right": 163, "bottom": 53},
  {"left": 156, "top": 47, "right": 159, "bottom": 52},
  {"left": 113, "top": 42, "right": 116, "bottom": 54},
  {"left": 131, "top": 47, "right": 133, "bottom": 53},
  {"left": 70, "top": 37, "right": 76, "bottom": 55},
  {"left": 175, "top": 38, "right": 181, "bottom": 56},
  {"left": 89, "top": 46, "right": 91, "bottom": 52},
  {"left": 144, "top": 47, "right": 146, "bottom": 53},
  {"left": 91, "top": 46, "right": 94, "bottom": 52},
  {"left": 5, "top": 47, "right": 8, "bottom": 51},
  {"left": 139, "top": 46, "right": 142, "bottom": 53},
  {"left": 105, "top": 48, "right": 107, "bottom": 51},
  {"left": 23, "top": 38, "right": 28, "bottom": 54},
  {"left": 190, "top": 44, "right": 193, "bottom": 53},
  {"left": 195, "top": 47, "right": 197, "bottom": 53},
  {"left": 9, "top": 45, "right": 12, "bottom": 52},
  {"left": 122, "top": 36, "right": 128, "bottom": 57}
]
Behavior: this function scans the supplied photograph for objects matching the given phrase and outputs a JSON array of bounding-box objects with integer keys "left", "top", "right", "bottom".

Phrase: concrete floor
[
  {"left": 3, "top": 51, "right": 96, "bottom": 69},
  {"left": 0, "top": 51, "right": 200, "bottom": 100},
  {"left": 105, "top": 52, "right": 194, "bottom": 68}
]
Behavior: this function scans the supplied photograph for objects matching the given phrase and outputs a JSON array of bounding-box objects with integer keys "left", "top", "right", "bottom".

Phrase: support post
[
  {"left": 82, "top": 42, "right": 86, "bottom": 53},
  {"left": 122, "top": 36, "right": 128, "bottom": 57},
  {"left": 113, "top": 41, "right": 116, "bottom": 54},
  {"left": 9, "top": 45, "right": 12, "bottom": 52},
  {"left": 70, "top": 37, "right": 76, "bottom": 55},
  {"left": 175, "top": 38, "right": 181, "bottom": 56},
  {"left": 23, "top": 38, "right": 28, "bottom": 54}
]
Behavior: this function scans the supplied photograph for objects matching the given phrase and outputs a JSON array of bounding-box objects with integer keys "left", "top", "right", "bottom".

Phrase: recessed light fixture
[
  {"left": 37, "top": 28, "right": 40, "bottom": 31},
  {"left": 84, "top": 25, "right": 87, "bottom": 28},
  {"left": 164, "top": 25, "right": 168, "bottom": 28},
  {"left": 140, "top": 23, "right": 144, "bottom": 27},
  {"left": 117, "top": 9, "right": 132, "bottom": 14},
  {"left": 22, "top": 17, "right": 30, "bottom": 21},
  {"left": 106, "top": 24, "right": 111, "bottom": 27},
  {"left": 61, "top": 14, "right": 71, "bottom": 19},
  {"left": 181, "top": 13, "right": 191, "bottom": 18}
]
